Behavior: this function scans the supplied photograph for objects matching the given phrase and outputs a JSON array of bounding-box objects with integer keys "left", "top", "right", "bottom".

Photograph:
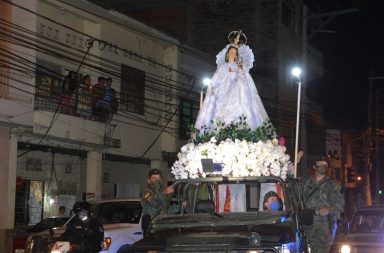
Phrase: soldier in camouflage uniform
[
  {"left": 301, "top": 159, "right": 344, "bottom": 253},
  {"left": 141, "top": 168, "right": 174, "bottom": 235}
]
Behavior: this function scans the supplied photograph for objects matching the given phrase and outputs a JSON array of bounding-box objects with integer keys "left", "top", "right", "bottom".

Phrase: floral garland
[
  {"left": 190, "top": 116, "right": 276, "bottom": 145},
  {"left": 171, "top": 118, "right": 292, "bottom": 180}
]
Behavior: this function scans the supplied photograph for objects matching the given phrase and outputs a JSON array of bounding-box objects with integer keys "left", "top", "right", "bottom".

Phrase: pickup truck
[
  {"left": 129, "top": 176, "right": 308, "bottom": 253},
  {"left": 25, "top": 198, "right": 143, "bottom": 253}
]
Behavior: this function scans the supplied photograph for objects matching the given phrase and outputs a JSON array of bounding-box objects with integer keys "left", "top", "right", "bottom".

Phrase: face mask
[
  {"left": 150, "top": 180, "right": 162, "bottom": 191},
  {"left": 315, "top": 166, "right": 327, "bottom": 175},
  {"left": 269, "top": 200, "right": 281, "bottom": 211}
]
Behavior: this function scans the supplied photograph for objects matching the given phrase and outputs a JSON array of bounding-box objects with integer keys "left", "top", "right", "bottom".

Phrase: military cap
[
  {"left": 314, "top": 159, "right": 328, "bottom": 168},
  {"left": 148, "top": 168, "right": 162, "bottom": 177}
]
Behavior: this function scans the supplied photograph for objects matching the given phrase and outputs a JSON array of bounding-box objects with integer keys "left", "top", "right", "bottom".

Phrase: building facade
[{"left": 0, "top": 0, "right": 212, "bottom": 249}]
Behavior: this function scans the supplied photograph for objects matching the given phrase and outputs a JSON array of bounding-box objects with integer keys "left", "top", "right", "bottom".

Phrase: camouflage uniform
[
  {"left": 141, "top": 182, "right": 167, "bottom": 235},
  {"left": 142, "top": 184, "right": 166, "bottom": 218},
  {"left": 302, "top": 176, "right": 344, "bottom": 253}
]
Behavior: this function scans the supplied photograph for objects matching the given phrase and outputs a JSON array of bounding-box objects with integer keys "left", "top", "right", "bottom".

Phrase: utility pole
[
  {"left": 365, "top": 70, "right": 374, "bottom": 206},
  {"left": 369, "top": 75, "right": 384, "bottom": 204},
  {"left": 375, "top": 88, "right": 382, "bottom": 204}
]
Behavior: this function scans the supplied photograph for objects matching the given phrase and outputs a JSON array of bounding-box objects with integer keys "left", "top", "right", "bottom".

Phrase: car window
[
  {"left": 169, "top": 179, "right": 286, "bottom": 214},
  {"left": 92, "top": 202, "right": 142, "bottom": 224},
  {"left": 351, "top": 210, "right": 384, "bottom": 234}
]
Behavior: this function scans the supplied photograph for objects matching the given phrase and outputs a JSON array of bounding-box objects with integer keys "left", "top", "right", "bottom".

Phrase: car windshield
[
  {"left": 91, "top": 201, "right": 142, "bottom": 224},
  {"left": 351, "top": 210, "right": 384, "bottom": 234},
  {"left": 168, "top": 177, "right": 289, "bottom": 215}
]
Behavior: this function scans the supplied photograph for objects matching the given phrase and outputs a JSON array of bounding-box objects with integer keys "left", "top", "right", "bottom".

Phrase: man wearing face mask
[
  {"left": 141, "top": 168, "right": 174, "bottom": 236},
  {"left": 301, "top": 159, "right": 344, "bottom": 253},
  {"left": 263, "top": 191, "right": 283, "bottom": 211}
]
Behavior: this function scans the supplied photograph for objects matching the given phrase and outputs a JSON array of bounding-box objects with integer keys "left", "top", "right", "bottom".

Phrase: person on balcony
[
  {"left": 91, "top": 76, "right": 105, "bottom": 120},
  {"left": 77, "top": 75, "right": 92, "bottom": 119},
  {"left": 96, "top": 77, "right": 116, "bottom": 122}
]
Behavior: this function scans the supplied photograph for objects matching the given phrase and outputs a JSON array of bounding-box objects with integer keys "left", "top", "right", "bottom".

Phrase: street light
[
  {"left": 291, "top": 67, "right": 302, "bottom": 178},
  {"left": 200, "top": 78, "right": 211, "bottom": 108}
]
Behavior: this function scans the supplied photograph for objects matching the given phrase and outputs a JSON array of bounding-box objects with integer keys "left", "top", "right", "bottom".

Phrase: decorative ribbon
[
  {"left": 215, "top": 184, "right": 220, "bottom": 213},
  {"left": 223, "top": 185, "right": 231, "bottom": 213}
]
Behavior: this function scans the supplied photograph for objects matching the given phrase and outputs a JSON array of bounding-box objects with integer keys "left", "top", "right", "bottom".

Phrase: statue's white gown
[{"left": 195, "top": 44, "right": 269, "bottom": 132}]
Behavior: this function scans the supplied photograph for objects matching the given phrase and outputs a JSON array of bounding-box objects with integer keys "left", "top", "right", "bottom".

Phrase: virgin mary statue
[{"left": 195, "top": 30, "right": 269, "bottom": 132}]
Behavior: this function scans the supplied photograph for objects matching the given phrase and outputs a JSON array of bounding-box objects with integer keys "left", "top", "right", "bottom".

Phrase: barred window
[
  {"left": 179, "top": 98, "right": 193, "bottom": 140},
  {"left": 120, "top": 64, "right": 145, "bottom": 115}
]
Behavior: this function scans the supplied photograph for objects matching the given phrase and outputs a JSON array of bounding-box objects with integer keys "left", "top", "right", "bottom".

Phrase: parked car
[
  {"left": 331, "top": 206, "right": 384, "bottom": 253},
  {"left": 25, "top": 198, "right": 143, "bottom": 253},
  {"left": 129, "top": 176, "right": 307, "bottom": 253},
  {"left": 13, "top": 216, "right": 71, "bottom": 253}
]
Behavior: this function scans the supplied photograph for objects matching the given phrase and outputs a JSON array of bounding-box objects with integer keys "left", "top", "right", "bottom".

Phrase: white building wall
[
  {"left": 35, "top": 0, "right": 179, "bottom": 159},
  {"left": 0, "top": 0, "right": 36, "bottom": 127}
]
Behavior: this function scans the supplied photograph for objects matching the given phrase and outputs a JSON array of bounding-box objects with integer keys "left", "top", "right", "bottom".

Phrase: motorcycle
[{"left": 49, "top": 207, "right": 103, "bottom": 253}]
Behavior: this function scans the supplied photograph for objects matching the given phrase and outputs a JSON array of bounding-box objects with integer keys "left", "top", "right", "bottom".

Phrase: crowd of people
[{"left": 58, "top": 71, "right": 118, "bottom": 122}]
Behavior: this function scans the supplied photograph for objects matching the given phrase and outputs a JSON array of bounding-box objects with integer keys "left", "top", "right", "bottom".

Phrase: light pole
[
  {"left": 292, "top": 67, "right": 302, "bottom": 178},
  {"left": 201, "top": 78, "right": 211, "bottom": 108}
]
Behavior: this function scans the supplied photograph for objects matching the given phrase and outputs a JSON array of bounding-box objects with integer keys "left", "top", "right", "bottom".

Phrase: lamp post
[
  {"left": 201, "top": 78, "right": 211, "bottom": 108},
  {"left": 292, "top": 67, "right": 302, "bottom": 178}
]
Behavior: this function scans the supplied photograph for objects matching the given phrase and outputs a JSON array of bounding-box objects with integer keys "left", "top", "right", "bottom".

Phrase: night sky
[{"left": 306, "top": 0, "right": 384, "bottom": 128}]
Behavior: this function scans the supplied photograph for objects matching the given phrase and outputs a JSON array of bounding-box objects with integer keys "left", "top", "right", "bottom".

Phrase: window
[
  {"left": 35, "top": 59, "right": 62, "bottom": 112},
  {"left": 35, "top": 72, "right": 61, "bottom": 97},
  {"left": 179, "top": 98, "right": 193, "bottom": 140},
  {"left": 282, "top": 0, "right": 295, "bottom": 29},
  {"left": 91, "top": 201, "right": 142, "bottom": 224},
  {"left": 120, "top": 64, "right": 145, "bottom": 115}
]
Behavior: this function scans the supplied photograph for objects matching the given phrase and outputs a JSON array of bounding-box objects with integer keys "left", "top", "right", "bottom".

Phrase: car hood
[{"left": 133, "top": 212, "right": 295, "bottom": 251}]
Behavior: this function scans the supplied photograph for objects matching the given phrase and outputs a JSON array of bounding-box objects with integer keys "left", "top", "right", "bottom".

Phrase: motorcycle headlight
[
  {"left": 78, "top": 209, "right": 89, "bottom": 221},
  {"left": 340, "top": 244, "right": 351, "bottom": 253}
]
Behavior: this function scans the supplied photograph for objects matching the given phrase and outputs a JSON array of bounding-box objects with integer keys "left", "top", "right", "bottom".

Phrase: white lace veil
[{"left": 215, "top": 44, "right": 254, "bottom": 71}]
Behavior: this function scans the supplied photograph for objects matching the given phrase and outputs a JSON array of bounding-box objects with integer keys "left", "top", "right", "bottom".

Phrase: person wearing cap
[
  {"left": 301, "top": 158, "right": 344, "bottom": 253},
  {"left": 141, "top": 168, "right": 174, "bottom": 235},
  {"left": 263, "top": 191, "right": 283, "bottom": 211}
]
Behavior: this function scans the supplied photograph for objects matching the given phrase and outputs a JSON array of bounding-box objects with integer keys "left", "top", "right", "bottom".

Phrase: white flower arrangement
[{"left": 171, "top": 137, "right": 291, "bottom": 180}]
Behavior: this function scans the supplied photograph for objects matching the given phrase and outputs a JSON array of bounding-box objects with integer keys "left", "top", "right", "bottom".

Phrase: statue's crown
[{"left": 228, "top": 30, "right": 247, "bottom": 46}]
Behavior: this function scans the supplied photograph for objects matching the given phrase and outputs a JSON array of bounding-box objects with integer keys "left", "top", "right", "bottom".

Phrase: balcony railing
[{"left": 34, "top": 91, "right": 115, "bottom": 123}]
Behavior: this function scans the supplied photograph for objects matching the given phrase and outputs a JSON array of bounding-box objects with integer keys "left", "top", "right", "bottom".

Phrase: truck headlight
[
  {"left": 102, "top": 237, "right": 111, "bottom": 250},
  {"left": 249, "top": 232, "right": 261, "bottom": 246},
  {"left": 340, "top": 244, "right": 351, "bottom": 253}
]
